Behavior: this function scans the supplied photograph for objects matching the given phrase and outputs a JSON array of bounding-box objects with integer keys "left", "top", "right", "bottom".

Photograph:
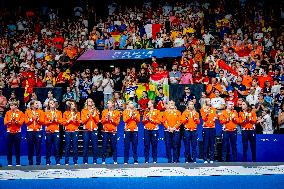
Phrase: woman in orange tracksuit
[
  {"left": 4, "top": 100, "right": 25, "bottom": 166},
  {"left": 239, "top": 100, "right": 257, "bottom": 162},
  {"left": 25, "top": 100, "right": 44, "bottom": 165},
  {"left": 122, "top": 101, "right": 140, "bottom": 164},
  {"left": 62, "top": 100, "right": 80, "bottom": 165},
  {"left": 44, "top": 99, "right": 62, "bottom": 165},
  {"left": 219, "top": 101, "right": 239, "bottom": 162},
  {"left": 101, "top": 100, "right": 120, "bottom": 164},
  {"left": 162, "top": 100, "right": 182, "bottom": 163},
  {"left": 181, "top": 101, "right": 200, "bottom": 163},
  {"left": 81, "top": 98, "right": 100, "bottom": 164},
  {"left": 200, "top": 98, "right": 217, "bottom": 163},
  {"left": 142, "top": 100, "right": 161, "bottom": 163}
]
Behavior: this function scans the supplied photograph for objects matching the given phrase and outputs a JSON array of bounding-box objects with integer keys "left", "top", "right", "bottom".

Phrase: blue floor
[{"left": 0, "top": 175, "right": 284, "bottom": 189}]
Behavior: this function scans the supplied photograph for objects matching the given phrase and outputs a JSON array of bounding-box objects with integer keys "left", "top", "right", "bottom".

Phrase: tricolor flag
[{"left": 144, "top": 24, "right": 161, "bottom": 39}]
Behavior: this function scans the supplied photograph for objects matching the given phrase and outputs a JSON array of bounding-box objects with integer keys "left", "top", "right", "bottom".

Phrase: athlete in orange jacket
[
  {"left": 44, "top": 99, "right": 62, "bottom": 165},
  {"left": 63, "top": 101, "right": 80, "bottom": 165},
  {"left": 162, "top": 100, "right": 182, "bottom": 163},
  {"left": 4, "top": 100, "right": 24, "bottom": 166},
  {"left": 25, "top": 101, "right": 45, "bottom": 165},
  {"left": 101, "top": 100, "right": 120, "bottom": 164},
  {"left": 122, "top": 101, "right": 140, "bottom": 164},
  {"left": 239, "top": 100, "right": 257, "bottom": 162},
  {"left": 142, "top": 100, "right": 161, "bottom": 163},
  {"left": 219, "top": 101, "right": 239, "bottom": 162},
  {"left": 181, "top": 101, "right": 200, "bottom": 163},
  {"left": 81, "top": 98, "right": 100, "bottom": 164},
  {"left": 200, "top": 98, "right": 217, "bottom": 163}
]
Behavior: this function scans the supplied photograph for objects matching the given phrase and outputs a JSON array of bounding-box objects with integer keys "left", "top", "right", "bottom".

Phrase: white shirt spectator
[
  {"left": 272, "top": 84, "right": 282, "bottom": 97},
  {"left": 202, "top": 33, "right": 214, "bottom": 45},
  {"left": 102, "top": 78, "right": 114, "bottom": 94},
  {"left": 92, "top": 74, "right": 103, "bottom": 92},
  {"left": 246, "top": 94, "right": 259, "bottom": 106},
  {"left": 211, "top": 97, "right": 225, "bottom": 109},
  {"left": 174, "top": 37, "right": 184, "bottom": 47},
  {"left": 260, "top": 114, "right": 273, "bottom": 134}
]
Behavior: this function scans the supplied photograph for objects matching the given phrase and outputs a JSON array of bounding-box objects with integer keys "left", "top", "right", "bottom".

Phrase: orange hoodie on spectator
[
  {"left": 162, "top": 109, "right": 182, "bottom": 131},
  {"left": 239, "top": 111, "right": 257, "bottom": 130},
  {"left": 122, "top": 109, "right": 140, "bottom": 131},
  {"left": 142, "top": 109, "right": 161, "bottom": 130},
  {"left": 206, "top": 83, "right": 223, "bottom": 98},
  {"left": 4, "top": 109, "right": 25, "bottom": 133},
  {"left": 45, "top": 110, "right": 62, "bottom": 133},
  {"left": 62, "top": 111, "right": 80, "bottom": 132},
  {"left": 81, "top": 109, "right": 100, "bottom": 131},
  {"left": 242, "top": 75, "right": 252, "bottom": 88},
  {"left": 181, "top": 110, "right": 200, "bottom": 131},
  {"left": 101, "top": 109, "right": 120, "bottom": 132},
  {"left": 200, "top": 106, "right": 217, "bottom": 128},
  {"left": 25, "top": 109, "right": 45, "bottom": 131},
  {"left": 219, "top": 110, "right": 239, "bottom": 131}
]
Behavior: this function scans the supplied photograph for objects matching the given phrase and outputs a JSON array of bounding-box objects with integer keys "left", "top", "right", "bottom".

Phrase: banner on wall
[
  {"left": 124, "top": 84, "right": 169, "bottom": 101},
  {"left": 77, "top": 47, "right": 184, "bottom": 61}
]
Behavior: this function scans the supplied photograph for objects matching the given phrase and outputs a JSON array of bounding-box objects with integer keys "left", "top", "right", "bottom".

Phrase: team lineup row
[{"left": 3, "top": 97, "right": 256, "bottom": 166}]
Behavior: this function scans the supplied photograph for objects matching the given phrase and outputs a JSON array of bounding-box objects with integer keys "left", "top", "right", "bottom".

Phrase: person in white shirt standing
[
  {"left": 246, "top": 87, "right": 259, "bottom": 107},
  {"left": 258, "top": 109, "right": 273, "bottom": 134},
  {"left": 102, "top": 72, "right": 114, "bottom": 109},
  {"left": 92, "top": 68, "right": 104, "bottom": 109},
  {"left": 202, "top": 29, "right": 214, "bottom": 55},
  {"left": 211, "top": 90, "right": 225, "bottom": 113}
]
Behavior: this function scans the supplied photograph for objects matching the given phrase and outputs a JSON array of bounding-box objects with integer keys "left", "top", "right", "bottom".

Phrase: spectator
[
  {"left": 169, "top": 64, "right": 182, "bottom": 84},
  {"left": 0, "top": 88, "right": 7, "bottom": 117},
  {"left": 138, "top": 91, "right": 150, "bottom": 112},
  {"left": 26, "top": 92, "right": 43, "bottom": 109},
  {"left": 43, "top": 90, "right": 57, "bottom": 109},
  {"left": 102, "top": 72, "right": 114, "bottom": 108}
]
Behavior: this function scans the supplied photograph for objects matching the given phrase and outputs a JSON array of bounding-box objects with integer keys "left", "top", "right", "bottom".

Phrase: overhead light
[{"left": 110, "top": 65, "right": 114, "bottom": 68}]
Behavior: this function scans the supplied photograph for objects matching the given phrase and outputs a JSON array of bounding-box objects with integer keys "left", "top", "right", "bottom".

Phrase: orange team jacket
[
  {"left": 181, "top": 110, "right": 200, "bottom": 131},
  {"left": 122, "top": 109, "right": 140, "bottom": 131},
  {"left": 25, "top": 109, "right": 45, "bottom": 131},
  {"left": 81, "top": 109, "right": 100, "bottom": 131},
  {"left": 200, "top": 107, "right": 217, "bottom": 128},
  {"left": 101, "top": 109, "right": 120, "bottom": 132},
  {"left": 4, "top": 109, "right": 25, "bottom": 133},
  {"left": 142, "top": 109, "right": 161, "bottom": 130},
  {"left": 219, "top": 110, "right": 239, "bottom": 131},
  {"left": 62, "top": 111, "right": 81, "bottom": 132},
  {"left": 238, "top": 111, "right": 257, "bottom": 130},
  {"left": 44, "top": 110, "right": 62, "bottom": 133},
  {"left": 162, "top": 109, "right": 182, "bottom": 131}
]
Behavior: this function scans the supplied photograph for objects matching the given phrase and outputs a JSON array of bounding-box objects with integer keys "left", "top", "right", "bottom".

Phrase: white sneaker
[
  {"left": 46, "top": 164, "right": 50, "bottom": 166},
  {"left": 102, "top": 162, "right": 106, "bottom": 164},
  {"left": 185, "top": 162, "right": 189, "bottom": 164},
  {"left": 210, "top": 161, "right": 214, "bottom": 164},
  {"left": 204, "top": 161, "right": 208, "bottom": 164},
  {"left": 193, "top": 162, "right": 197, "bottom": 164},
  {"left": 114, "top": 162, "right": 117, "bottom": 164},
  {"left": 65, "top": 164, "right": 69, "bottom": 166},
  {"left": 16, "top": 164, "right": 21, "bottom": 167},
  {"left": 153, "top": 161, "right": 157, "bottom": 164},
  {"left": 84, "top": 163, "right": 88, "bottom": 165},
  {"left": 8, "top": 164, "right": 12, "bottom": 167},
  {"left": 145, "top": 162, "right": 149, "bottom": 164},
  {"left": 124, "top": 162, "right": 128, "bottom": 165},
  {"left": 134, "top": 162, "right": 138, "bottom": 165},
  {"left": 56, "top": 164, "right": 60, "bottom": 165},
  {"left": 74, "top": 164, "right": 78, "bottom": 166},
  {"left": 93, "top": 163, "right": 96, "bottom": 165}
]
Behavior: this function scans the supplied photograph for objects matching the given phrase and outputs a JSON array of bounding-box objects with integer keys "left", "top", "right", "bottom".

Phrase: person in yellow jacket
[
  {"left": 81, "top": 98, "right": 100, "bottom": 164},
  {"left": 25, "top": 100, "right": 45, "bottom": 165},
  {"left": 101, "top": 100, "right": 120, "bottom": 164},
  {"left": 142, "top": 100, "right": 161, "bottom": 163},
  {"left": 200, "top": 98, "right": 217, "bottom": 163},
  {"left": 181, "top": 101, "right": 200, "bottom": 163},
  {"left": 219, "top": 101, "right": 239, "bottom": 162},
  {"left": 62, "top": 100, "right": 80, "bottom": 165},
  {"left": 162, "top": 100, "right": 182, "bottom": 163},
  {"left": 122, "top": 101, "right": 140, "bottom": 164},
  {"left": 4, "top": 100, "right": 25, "bottom": 166}
]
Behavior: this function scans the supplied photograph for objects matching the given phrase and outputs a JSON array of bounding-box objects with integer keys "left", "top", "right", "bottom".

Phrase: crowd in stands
[{"left": 0, "top": 0, "right": 284, "bottom": 135}]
